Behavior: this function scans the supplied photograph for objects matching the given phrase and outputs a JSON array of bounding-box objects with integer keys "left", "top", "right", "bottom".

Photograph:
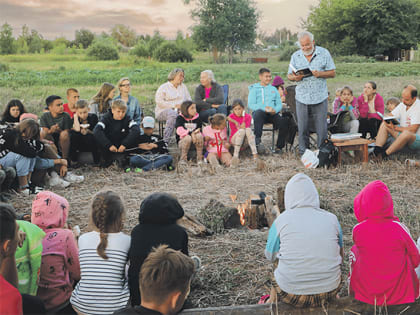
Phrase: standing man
[
  {"left": 248, "top": 68, "right": 289, "bottom": 154},
  {"left": 288, "top": 31, "right": 336, "bottom": 155}
]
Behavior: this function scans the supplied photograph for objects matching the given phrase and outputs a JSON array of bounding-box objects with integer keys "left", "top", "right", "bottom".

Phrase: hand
[
  {"left": 60, "top": 159, "right": 68, "bottom": 167},
  {"left": 203, "top": 99, "right": 206, "bottom": 102},
  {"left": 363, "top": 94, "right": 368, "bottom": 103},
  {"left": 81, "top": 128, "right": 88, "bottom": 135},
  {"left": 60, "top": 165, "right": 67, "bottom": 177},
  {"left": 50, "top": 124, "right": 61, "bottom": 133},
  {"left": 312, "top": 70, "right": 321, "bottom": 78},
  {"left": 224, "top": 142, "right": 231, "bottom": 149},
  {"left": 17, "top": 231, "right": 26, "bottom": 248},
  {"left": 192, "top": 129, "right": 201, "bottom": 135},
  {"left": 73, "top": 113, "right": 78, "bottom": 119},
  {"left": 204, "top": 136, "right": 211, "bottom": 142},
  {"left": 293, "top": 73, "right": 304, "bottom": 82},
  {"left": 109, "top": 145, "right": 118, "bottom": 152},
  {"left": 211, "top": 104, "right": 220, "bottom": 108},
  {"left": 117, "top": 145, "right": 126, "bottom": 153},
  {"left": 151, "top": 144, "right": 158, "bottom": 149},
  {"left": 240, "top": 123, "right": 246, "bottom": 129},
  {"left": 265, "top": 106, "right": 275, "bottom": 114}
]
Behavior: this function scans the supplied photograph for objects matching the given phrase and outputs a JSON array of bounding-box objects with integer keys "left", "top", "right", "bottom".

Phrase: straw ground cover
[{"left": 10, "top": 150, "right": 420, "bottom": 308}]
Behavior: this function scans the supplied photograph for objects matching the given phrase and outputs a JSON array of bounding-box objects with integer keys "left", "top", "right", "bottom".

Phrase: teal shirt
[{"left": 247, "top": 83, "right": 282, "bottom": 113}]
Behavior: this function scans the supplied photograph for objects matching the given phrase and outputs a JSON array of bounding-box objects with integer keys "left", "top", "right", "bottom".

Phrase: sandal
[{"left": 405, "top": 159, "right": 418, "bottom": 167}]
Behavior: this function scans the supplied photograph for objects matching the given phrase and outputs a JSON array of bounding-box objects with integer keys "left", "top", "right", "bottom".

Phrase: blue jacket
[{"left": 248, "top": 83, "right": 282, "bottom": 113}]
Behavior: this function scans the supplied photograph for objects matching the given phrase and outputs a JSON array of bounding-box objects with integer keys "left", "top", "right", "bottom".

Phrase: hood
[
  {"left": 284, "top": 173, "right": 320, "bottom": 210},
  {"left": 139, "top": 192, "right": 184, "bottom": 224},
  {"left": 353, "top": 180, "right": 398, "bottom": 222},
  {"left": 31, "top": 191, "right": 69, "bottom": 230},
  {"left": 179, "top": 113, "right": 199, "bottom": 121}
]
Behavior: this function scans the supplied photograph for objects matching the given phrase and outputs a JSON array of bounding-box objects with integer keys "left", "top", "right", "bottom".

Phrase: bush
[
  {"left": 130, "top": 42, "right": 150, "bottom": 58},
  {"left": 153, "top": 42, "right": 193, "bottom": 62},
  {"left": 87, "top": 39, "right": 119, "bottom": 60},
  {"left": 334, "top": 55, "right": 375, "bottom": 63},
  {"left": 278, "top": 44, "right": 299, "bottom": 61}
]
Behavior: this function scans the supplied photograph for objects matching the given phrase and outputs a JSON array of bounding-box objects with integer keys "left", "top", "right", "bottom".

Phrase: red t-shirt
[
  {"left": 63, "top": 103, "right": 75, "bottom": 119},
  {"left": 0, "top": 275, "right": 23, "bottom": 315}
]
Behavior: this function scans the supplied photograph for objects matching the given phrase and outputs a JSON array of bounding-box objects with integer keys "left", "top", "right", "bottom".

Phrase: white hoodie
[{"left": 265, "top": 173, "right": 342, "bottom": 295}]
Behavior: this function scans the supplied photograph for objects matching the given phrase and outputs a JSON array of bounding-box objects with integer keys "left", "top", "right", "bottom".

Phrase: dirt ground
[{"left": 10, "top": 142, "right": 420, "bottom": 308}]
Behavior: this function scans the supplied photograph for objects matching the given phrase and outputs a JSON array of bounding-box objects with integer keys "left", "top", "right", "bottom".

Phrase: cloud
[{"left": 0, "top": 0, "right": 315, "bottom": 39}]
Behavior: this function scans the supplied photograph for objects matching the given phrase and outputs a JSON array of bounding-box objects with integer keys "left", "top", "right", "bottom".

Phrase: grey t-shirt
[{"left": 40, "top": 112, "right": 73, "bottom": 130}]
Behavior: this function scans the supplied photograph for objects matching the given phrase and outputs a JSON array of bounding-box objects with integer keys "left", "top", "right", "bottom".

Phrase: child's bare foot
[{"left": 231, "top": 156, "right": 240, "bottom": 168}]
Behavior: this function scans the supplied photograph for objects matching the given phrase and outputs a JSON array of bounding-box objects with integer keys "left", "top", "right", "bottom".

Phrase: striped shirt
[{"left": 71, "top": 231, "right": 131, "bottom": 315}]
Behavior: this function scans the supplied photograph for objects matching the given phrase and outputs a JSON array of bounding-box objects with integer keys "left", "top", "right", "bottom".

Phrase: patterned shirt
[
  {"left": 154, "top": 81, "right": 191, "bottom": 117},
  {"left": 288, "top": 46, "right": 335, "bottom": 105}
]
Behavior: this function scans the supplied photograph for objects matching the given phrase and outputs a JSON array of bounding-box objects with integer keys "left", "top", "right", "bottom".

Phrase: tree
[
  {"left": 0, "top": 23, "right": 16, "bottom": 55},
  {"left": 75, "top": 29, "right": 95, "bottom": 49},
  {"left": 305, "top": 0, "right": 420, "bottom": 56},
  {"left": 110, "top": 24, "right": 137, "bottom": 47},
  {"left": 27, "top": 29, "right": 43, "bottom": 53},
  {"left": 185, "top": 0, "right": 259, "bottom": 63}
]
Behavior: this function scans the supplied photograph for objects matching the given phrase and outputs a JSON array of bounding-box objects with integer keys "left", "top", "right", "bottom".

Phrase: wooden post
[{"left": 264, "top": 196, "right": 281, "bottom": 228}]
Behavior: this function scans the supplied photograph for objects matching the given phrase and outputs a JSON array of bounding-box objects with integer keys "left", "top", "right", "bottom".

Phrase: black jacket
[
  {"left": 0, "top": 126, "right": 44, "bottom": 158},
  {"left": 132, "top": 134, "right": 168, "bottom": 155},
  {"left": 194, "top": 82, "right": 225, "bottom": 112},
  {"left": 128, "top": 193, "right": 188, "bottom": 306},
  {"left": 174, "top": 114, "right": 203, "bottom": 143},
  {"left": 93, "top": 111, "right": 140, "bottom": 149}
]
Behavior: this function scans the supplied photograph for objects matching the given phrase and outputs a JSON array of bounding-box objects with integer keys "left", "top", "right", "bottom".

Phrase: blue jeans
[
  {"left": 199, "top": 105, "right": 228, "bottom": 123},
  {"left": 35, "top": 157, "right": 55, "bottom": 170},
  {"left": 0, "top": 152, "right": 36, "bottom": 177},
  {"left": 129, "top": 154, "right": 173, "bottom": 171},
  {"left": 296, "top": 98, "right": 328, "bottom": 155}
]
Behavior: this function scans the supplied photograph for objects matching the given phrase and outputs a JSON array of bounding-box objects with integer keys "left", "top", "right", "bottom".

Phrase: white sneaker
[
  {"left": 48, "top": 172, "right": 71, "bottom": 188},
  {"left": 64, "top": 171, "right": 84, "bottom": 183}
]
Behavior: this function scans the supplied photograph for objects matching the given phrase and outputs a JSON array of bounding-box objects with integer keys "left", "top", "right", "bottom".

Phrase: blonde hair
[
  {"left": 117, "top": 77, "right": 130, "bottom": 90},
  {"left": 91, "top": 83, "right": 115, "bottom": 113},
  {"left": 75, "top": 99, "right": 89, "bottom": 109},
  {"left": 111, "top": 99, "right": 127, "bottom": 110},
  {"left": 90, "top": 191, "right": 125, "bottom": 260},
  {"left": 209, "top": 113, "right": 226, "bottom": 128}
]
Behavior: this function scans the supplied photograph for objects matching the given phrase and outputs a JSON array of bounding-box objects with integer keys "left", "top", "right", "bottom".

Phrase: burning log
[{"left": 263, "top": 196, "right": 281, "bottom": 228}]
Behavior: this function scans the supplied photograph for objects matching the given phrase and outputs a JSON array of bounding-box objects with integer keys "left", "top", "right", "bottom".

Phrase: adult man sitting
[
  {"left": 248, "top": 68, "right": 289, "bottom": 154},
  {"left": 114, "top": 245, "right": 195, "bottom": 315},
  {"left": 374, "top": 85, "right": 420, "bottom": 158}
]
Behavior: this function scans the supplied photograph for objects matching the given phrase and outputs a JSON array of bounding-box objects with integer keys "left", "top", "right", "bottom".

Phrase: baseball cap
[{"left": 142, "top": 116, "right": 155, "bottom": 129}]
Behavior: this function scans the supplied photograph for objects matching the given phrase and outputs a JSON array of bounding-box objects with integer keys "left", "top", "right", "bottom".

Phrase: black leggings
[
  {"left": 22, "top": 294, "right": 46, "bottom": 314},
  {"left": 358, "top": 118, "right": 381, "bottom": 139}
]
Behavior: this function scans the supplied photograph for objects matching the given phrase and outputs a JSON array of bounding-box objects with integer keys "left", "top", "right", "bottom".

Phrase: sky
[{"left": 0, "top": 0, "right": 317, "bottom": 40}]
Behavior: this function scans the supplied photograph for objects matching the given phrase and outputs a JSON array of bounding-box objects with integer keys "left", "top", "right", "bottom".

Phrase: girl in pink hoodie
[
  {"left": 32, "top": 191, "right": 80, "bottom": 312},
  {"left": 349, "top": 180, "right": 420, "bottom": 305}
]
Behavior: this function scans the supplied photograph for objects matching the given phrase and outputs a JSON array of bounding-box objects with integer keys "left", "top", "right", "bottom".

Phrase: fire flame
[{"left": 237, "top": 203, "right": 247, "bottom": 226}]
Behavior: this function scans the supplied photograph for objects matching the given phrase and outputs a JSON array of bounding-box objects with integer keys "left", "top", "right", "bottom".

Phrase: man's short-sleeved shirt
[
  {"left": 288, "top": 46, "right": 335, "bottom": 105},
  {"left": 40, "top": 112, "right": 72, "bottom": 130},
  {"left": 392, "top": 98, "right": 420, "bottom": 136}
]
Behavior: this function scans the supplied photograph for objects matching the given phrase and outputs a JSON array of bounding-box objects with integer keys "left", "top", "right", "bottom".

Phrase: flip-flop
[{"left": 405, "top": 159, "right": 417, "bottom": 167}]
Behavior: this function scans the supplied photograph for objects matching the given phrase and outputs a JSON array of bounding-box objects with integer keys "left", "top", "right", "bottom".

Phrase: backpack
[{"left": 318, "top": 139, "right": 338, "bottom": 168}]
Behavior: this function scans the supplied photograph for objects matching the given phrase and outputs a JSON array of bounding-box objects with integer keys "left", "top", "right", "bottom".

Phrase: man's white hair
[
  {"left": 298, "top": 31, "right": 314, "bottom": 42},
  {"left": 201, "top": 70, "right": 215, "bottom": 83}
]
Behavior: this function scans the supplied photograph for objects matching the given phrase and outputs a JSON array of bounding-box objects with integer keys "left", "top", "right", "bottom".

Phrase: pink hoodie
[
  {"left": 32, "top": 191, "right": 80, "bottom": 311},
  {"left": 202, "top": 125, "right": 229, "bottom": 154},
  {"left": 349, "top": 181, "right": 420, "bottom": 305}
]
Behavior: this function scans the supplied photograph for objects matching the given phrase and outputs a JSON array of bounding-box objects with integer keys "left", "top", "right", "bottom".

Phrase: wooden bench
[{"left": 332, "top": 138, "right": 372, "bottom": 165}]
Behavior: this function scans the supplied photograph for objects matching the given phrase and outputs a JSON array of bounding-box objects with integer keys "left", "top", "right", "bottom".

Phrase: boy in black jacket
[
  {"left": 93, "top": 99, "right": 140, "bottom": 168},
  {"left": 128, "top": 116, "right": 173, "bottom": 172},
  {"left": 128, "top": 193, "right": 189, "bottom": 307},
  {"left": 70, "top": 100, "right": 100, "bottom": 165}
]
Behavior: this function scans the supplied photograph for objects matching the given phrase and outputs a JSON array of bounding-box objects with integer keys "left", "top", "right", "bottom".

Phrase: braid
[{"left": 93, "top": 194, "right": 109, "bottom": 259}]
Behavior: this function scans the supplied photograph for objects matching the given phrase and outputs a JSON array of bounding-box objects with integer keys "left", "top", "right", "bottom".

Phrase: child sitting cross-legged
[
  {"left": 203, "top": 113, "right": 232, "bottom": 169},
  {"left": 128, "top": 116, "right": 174, "bottom": 172},
  {"left": 332, "top": 85, "right": 359, "bottom": 133},
  {"left": 71, "top": 190, "right": 130, "bottom": 315},
  {"left": 227, "top": 99, "right": 258, "bottom": 168},
  {"left": 93, "top": 99, "right": 140, "bottom": 168},
  {"left": 175, "top": 101, "right": 204, "bottom": 167}
]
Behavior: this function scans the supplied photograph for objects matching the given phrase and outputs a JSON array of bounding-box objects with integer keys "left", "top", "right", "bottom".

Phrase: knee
[
  {"left": 253, "top": 109, "right": 265, "bottom": 119},
  {"left": 399, "top": 130, "right": 414, "bottom": 140},
  {"left": 60, "top": 130, "right": 70, "bottom": 140},
  {"left": 182, "top": 135, "right": 192, "bottom": 144}
]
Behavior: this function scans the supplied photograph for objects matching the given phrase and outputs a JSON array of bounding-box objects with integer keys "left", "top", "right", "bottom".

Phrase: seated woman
[
  {"left": 265, "top": 173, "right": 343, "bottom": 307},
  {"left": 89, "top": 82, "right": 115, "bottom": 121},
  {"left": 1, "top": 99, "right": 26, "bottom": 126},
  {"left": 194, "top": 70, "right": 226, "bottom": 123},
  {"left": 114, "top": 77, "right": 142, "bottom": 126},
  {"left": 272, "top": 75, "right": 286, "bottom": 104},
  {"left": 357, "top": 81, "right": 384, "bottom": 139},
  {"left": 349, "top": 180, "right": 419, "bottom": 305},
  {"left": 332, "top": 85, "right": 359, "bottom": 133},
  {"left": 155, "top": 68, "right": 191, "bottom": 144}
]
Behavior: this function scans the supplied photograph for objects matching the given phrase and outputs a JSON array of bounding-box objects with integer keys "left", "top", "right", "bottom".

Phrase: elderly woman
[
  {"left": 357, "top": 81, "right": 384, "bottom": 139},
  {"left": 114, "top": 77, "right": 142, "bottom": 125},
  {"left": 194, "top": 70, "right": 226, "bottom": 123},
  {"left": 155, "top": 68, "right": 191, "bottom": 144}
]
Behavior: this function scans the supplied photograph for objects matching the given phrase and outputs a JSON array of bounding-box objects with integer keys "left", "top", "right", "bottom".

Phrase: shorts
[{"left": 408, "top": 134, "right": 420, "bottom": 150}]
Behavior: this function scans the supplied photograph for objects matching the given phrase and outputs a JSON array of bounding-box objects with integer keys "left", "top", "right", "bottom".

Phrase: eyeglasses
[{"left": 120, "top": 84, "right": 131, "bottom": 87}]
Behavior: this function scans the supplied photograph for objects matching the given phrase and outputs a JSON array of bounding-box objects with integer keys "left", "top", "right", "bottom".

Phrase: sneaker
[
  {"left": 64, "top": 172, "right": 84, "bottom": 183},
  {"left": 231, "top": 156, "right": 240, "bottom": 168},
  {"left": 191, "top": 256, "right": 201, "bottom": 273},
  {"left": 48, "top": 172, "right": 71, "bottom": 188},
  {"left": 20, "top": 188, "right": 30, "bottom": 196},
  {"left": 273, "top": 147, "right": 283, "bottom": 155}
]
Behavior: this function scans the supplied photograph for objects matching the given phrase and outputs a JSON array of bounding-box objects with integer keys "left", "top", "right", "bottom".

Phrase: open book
[
  {"left": 331, "top": 133, "right": 362, "bottom": 141},
  {"left": 289, "top": 64, "right": 313, "bottom": 78},
  {"left": 383, "top": 116, "right": 400, "bottom": 125}
]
